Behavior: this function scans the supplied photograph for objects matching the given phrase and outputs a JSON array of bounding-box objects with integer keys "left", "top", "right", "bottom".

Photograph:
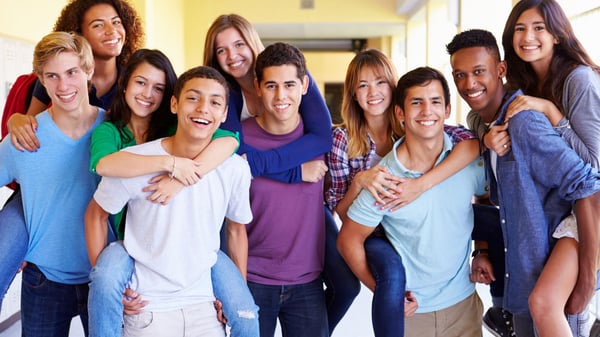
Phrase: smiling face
[
  {"left": 512, "top": 7, "right": 557, "bottom": 73},
  {"left": 124, "top": 62, "right": 166, "bottom": 121},
  {"left": 450, "top": 46, "right": 506, "bottom": 123},
  {"left": 354, "top": 65, "right": 393, "bottom": 119},
  {"left": 396, "top": 80, "right": 450, "bottom": 141},
  {"left": 171, "top": 77, "right": 228, "bottom": 143},
  {"left": 40, "top": 51, "right": 93, "bottom": 114},
  {"left": 81, "top": 3, "right": 125, "bottom": 60},
  {"left": 214, "top": 27, "right": 255, "bottom": 80}
]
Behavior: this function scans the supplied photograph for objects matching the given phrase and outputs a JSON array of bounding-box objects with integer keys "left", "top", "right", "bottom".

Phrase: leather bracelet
[{"left": 471, "top": 248, "right": 489, "bottom": 258}]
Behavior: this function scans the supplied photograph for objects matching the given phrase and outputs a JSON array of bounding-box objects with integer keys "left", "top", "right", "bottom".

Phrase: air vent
[{"left": 301, "top": 0, "right": 314, "bottom": 9}]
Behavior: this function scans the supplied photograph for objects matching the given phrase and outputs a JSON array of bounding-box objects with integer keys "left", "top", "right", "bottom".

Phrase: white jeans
[{"left": 123, "top": 302, "right": 225, "bottom": 337}]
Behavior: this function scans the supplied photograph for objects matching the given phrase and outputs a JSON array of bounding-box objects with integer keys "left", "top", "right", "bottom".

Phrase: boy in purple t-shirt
[{"left": 241, "top": 42, "right": 329, "bottom": 337}]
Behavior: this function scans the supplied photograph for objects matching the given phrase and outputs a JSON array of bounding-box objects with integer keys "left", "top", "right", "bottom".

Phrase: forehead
[
  {"left": 451, "top": 46, "right": 497, "bottom": 70},
  {"left": 42, "top": 51, "right": 82, "bottom": 73},
  {"left": 260, "top": 64, "right": 299, "bottom": 82},
  {"left": 517, "top": 8, "right": 544, "bottom": 23},
  {"left": 84, "top": 3, "right": 118, "bottom": 21},
  {"left": 215, "top": 27, "right": 244, "bottom": 46},
  {"left": 405, "top": 80, "right": 444, "bottom": 100},
  {"left": 182, "top": 77, "right": 226, "bottom": 97}
]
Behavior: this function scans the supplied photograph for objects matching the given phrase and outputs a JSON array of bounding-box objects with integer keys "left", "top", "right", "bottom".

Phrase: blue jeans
[
  {"left": 0, "top": 189, "right": 28, "bottom": 311},
  {"left": 322, "top": 206, "right": 360, "bottom": 334},
  {"left": 248, "top": 279, "right": 328, "bottom": 337},
  {"left": 88, "top": 242, "right": 259, "bottom": 337},
  {"left": 364, "top": 229, "right": 406, "bottom": 337},
  {"left": 21, "top": 263, "right": 89, "bottom": 337}
]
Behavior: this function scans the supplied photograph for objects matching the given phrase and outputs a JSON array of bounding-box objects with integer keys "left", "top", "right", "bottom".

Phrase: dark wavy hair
[
  {"left": 446, "top": 29, "right": 501, "bottom": 61},
  {"left": 54, "top": 0, "right": 144, "bottom": 67},
  {"left": 502, "top": 0, "right": 599, "bottom": 111},
  {"left": 395, "top": 67, "right": 450, "bottom": 111},
  {"left": 108, "top": 49, "right": 177, "bottom": 143}
]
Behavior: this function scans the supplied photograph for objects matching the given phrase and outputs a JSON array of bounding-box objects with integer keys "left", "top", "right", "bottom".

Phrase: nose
[
  {"left": 196, "top": 97, "right": 209, "bottom": 113},
  {"left": 142, "top": 84, "right": 153, "bottom": 98},
  {"left": 524, "top": 27, "right": 535, "bottom": 41},
  {"left": 275, "top": 86, "right": 285, "bottom": 100},
  {"left": 57, "top": 77, "right": 69, "bottom": 91},
  {"left": 105, "top": 22, "right": 115, "bottom": 35},
  {"left": 465, "top": 74, "right": 477, "bottom": 89}
]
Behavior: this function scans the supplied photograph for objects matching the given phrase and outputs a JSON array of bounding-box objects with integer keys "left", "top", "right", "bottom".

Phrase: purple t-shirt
[{"left": 242, "top": 118, "right": 325, "bottom": 285}]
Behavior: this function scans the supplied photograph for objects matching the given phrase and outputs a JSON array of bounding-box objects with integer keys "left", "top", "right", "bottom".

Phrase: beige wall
[{"left": 0, "top": 0, "right": 66, "bottom": 43}]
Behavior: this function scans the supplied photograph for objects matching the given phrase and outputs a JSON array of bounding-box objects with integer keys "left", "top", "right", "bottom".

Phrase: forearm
[
  {"left": 25, "top": 97, "right": 48, "bottom": 116},
  {"left": 337, "top": 221, "right": 376, "bottom": 291},
  {"left": 192, "top": 137, "right": 238, "bottom": 176},
  {"left": 85, "top": 199, "right": 110, "bottom": 266},
  {"left": 575, "top": 194, "right": 600, "bottom": 281},
  {"left": 226, "top": 220, "right": 249, "bottom": 280},
  {"left": 96, "top": 152, "right": 171, "bottom": 177},
  {"left": 419, "top": 139, "right": 478, "bottom": 191},
  {"left": 335, "top": 181, "right": 363, "bottom": 222}
]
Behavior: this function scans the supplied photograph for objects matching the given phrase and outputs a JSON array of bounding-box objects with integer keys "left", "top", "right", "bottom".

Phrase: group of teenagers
[{"left": 0, "top": 0, "right": 600, "bottom": 336}]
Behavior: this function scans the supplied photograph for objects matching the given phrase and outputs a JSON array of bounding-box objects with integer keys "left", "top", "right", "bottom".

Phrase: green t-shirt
[{"left": 90, "top": 121, "right": 239, "bottom": 238}]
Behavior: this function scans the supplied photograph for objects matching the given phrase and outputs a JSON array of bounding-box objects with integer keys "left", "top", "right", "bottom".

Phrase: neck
[
  {"left": 396, "top": 133, "right": 444, "bottom": 173},
  {"left": 366, "top": 114, "right": 393, "bottom": 155},
  {"left": 128, "top": 115, "right": 150, "bottom": 144},
  {"left": 481, "top": 87, "right": 508, "bottom": 123},
  {"left": 255, "top": 112, "right": 300, "bottom": 135},
  {"left": 49, "top": 103, "right": 97, "bottom": 139},
  {"left": 93, "top": 56, "right": 118, "bottom": 77},
  {"left": 163, "top": 133, "right": 210, "bottom": 159}
]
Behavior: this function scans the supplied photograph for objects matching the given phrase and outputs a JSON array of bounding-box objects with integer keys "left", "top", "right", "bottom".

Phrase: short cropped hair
[
  {"left": 255, "top": 42, "right": 307, "bottom": 84},
  {"left": 173, "top": 66, "right": 229, "bottom": 103},
  {"left": 33, "top": 31, "right": 94, "bottom": 76},
  {"left": 395, "top": 67, "right": 450, "bottom": 110},
  {"left": 446, "top": 29, "right": 502, "bottom": 61}
]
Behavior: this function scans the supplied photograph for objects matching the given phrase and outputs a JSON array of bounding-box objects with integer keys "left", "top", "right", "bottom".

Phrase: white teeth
[
  {"left": 275, "top": 104, "right": 289, "bottom": 109},
  {"left": 522, "top": 45, "right": 538, "bottom": 50},
  {"left": 58, "top": 93, "right": 76, "bottom": 100},
  {"left": 229, "top": 61, "right": 243, "bottom": 68},
  {"left": 104, "top": 39, "right": 119, "bottom": 45},
  {"left": 192, "top": 117, "right": 210, "bottom": 125},
  {"left": 467, "top": 90, "right": 484, "bottom": 98},
  {"left": 368, "top": 99, "right": 384, "bottom": 105},
  {"left": 136, "top": 98, "right": 151, "bottom": 107},
  {"left": 419, "top": 120, "right": 435, "bottom": 126}
]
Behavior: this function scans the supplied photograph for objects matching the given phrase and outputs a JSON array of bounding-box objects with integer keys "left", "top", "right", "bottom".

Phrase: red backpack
[{"left": 1, "top": 72, "right": 38, "bottom": 139}]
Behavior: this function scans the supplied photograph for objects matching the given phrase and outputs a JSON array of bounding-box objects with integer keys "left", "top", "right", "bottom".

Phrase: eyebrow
[
  {"left": 185, "top": 88, "right": 225, "bottom": 99},
  {"left": 88, "top": 15, "right": 120, "bottom": 26}
]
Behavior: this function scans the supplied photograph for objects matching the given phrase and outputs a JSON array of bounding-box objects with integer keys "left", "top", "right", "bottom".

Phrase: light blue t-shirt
[
  {"left": 348, "top": 133, "right": 486, "bottom": 313},
  {"left": 0, "top": 108, "right": 105, "bottom": 284}
]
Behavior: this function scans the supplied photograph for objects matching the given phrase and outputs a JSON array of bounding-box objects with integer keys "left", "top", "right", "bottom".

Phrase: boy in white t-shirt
[{"left": 85, "top": 66, "right": 253, "bottom": 337}]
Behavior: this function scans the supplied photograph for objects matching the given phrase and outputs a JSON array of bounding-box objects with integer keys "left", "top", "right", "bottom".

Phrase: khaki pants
[
  {"left": 123, "top": 302, "right": 225, "bottom": 337},
  {"left": 405, "top": 291, "right": 483, "bottom": 337}
]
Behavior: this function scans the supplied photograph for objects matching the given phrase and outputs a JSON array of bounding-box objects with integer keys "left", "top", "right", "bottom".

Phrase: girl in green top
[{"left": 87, "top": 49, "right": 258, "bottom": 337}]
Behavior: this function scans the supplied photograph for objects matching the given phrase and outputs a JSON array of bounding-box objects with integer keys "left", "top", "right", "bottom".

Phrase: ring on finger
[{"left": 503, "top": 144, "right": 508, "bottom": 149}]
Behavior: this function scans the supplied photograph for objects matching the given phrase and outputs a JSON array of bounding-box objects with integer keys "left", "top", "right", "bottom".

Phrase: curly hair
[{"left": 54, "top": 0, "right": 144, "bottom": 67}]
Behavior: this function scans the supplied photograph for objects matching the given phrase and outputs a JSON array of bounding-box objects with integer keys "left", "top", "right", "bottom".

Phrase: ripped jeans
[{"left": 88, "top": 241, "right": 259, "bottom": 337}]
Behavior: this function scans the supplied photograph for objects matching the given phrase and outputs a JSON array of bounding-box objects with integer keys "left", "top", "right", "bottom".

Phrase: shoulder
[
  {"left": 565, "top": 66, "right": 600, "bottom": 89},
  {"left": 332, "top": 127, "right": 349, "bottom": 143},
  {"left": 122, "top": 139, "right": 163, "bottom": 155}
]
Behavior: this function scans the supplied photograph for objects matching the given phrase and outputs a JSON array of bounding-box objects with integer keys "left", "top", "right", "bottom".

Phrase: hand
[
  {"left": 7, "top": 113, "right": 39, "bottom": 152},
  {"left": 470, "top": 253, "right": 495, "bottom": 285},
  {"left": 379, "top": 177, "right": 426, "bottom": 211},
  {"left": 566, "top": 268, "right": 596, "bottom": 314},
  {"left": 122, "top": 288, "right": 148, "bottom": 315},
  {"left": 172, "top": 156, "right": 202, "bottom": 186},
  {"left": 484, "top": 123, "right": 511, "bottom": 156},
  {"left": 355, "top": 165, "right": 403, "bottom": 206},
  {"left": 505, "top": 95, "right": 561, "bottom": 125},
  {"left": 404, "top": 291, "right": 418, "bottom": 317},
  {"left": 301, "top": 160, "right": 328, "bottom": 183},
  {"left": 143, "top": 173, "right": 185, "bottom": 205},
  {"left": 214, "top": 299, "right": 228, "bottom": 324}
]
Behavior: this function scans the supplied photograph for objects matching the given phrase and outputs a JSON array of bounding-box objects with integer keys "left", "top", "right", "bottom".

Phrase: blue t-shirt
[
  {"left": 348, "top": 134, "right": 486, "bottom": 313},
  {"left": 0, "top": 108, "right": 105, "bottom": 284}
]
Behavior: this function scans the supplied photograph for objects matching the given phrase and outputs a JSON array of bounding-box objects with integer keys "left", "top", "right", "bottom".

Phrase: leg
[
  {"left": 88, "top": 241, "right": 134, "bottom": 337},
  {"left": 529, "top": 238, "right": 578, "bottom": 337},
  {"left": 364, "top": 230, "right": 406, "bottom": 337},
  {"left": 0, "top": 190, "right": 28, "bottom": 309},
  {"left": 321, "top": 206, "right": 360, "bottom": 334},
  {"left": 278, "top": 279, "right": 328, "bottom": 337},
  {"left": 21, "top": 264, "right": 81, "bottom": 337},
  {"left": 247, "top": 281, "right": 281, "bottom": 337},
  {"left": 211, "top": 250, "right": 260, "bottom": 337}
]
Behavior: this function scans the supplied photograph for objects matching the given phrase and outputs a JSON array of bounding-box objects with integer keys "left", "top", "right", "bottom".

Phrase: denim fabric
[
  {"left": 88, "top": 241, "right": 134, "bottom": 337},
  {"left": 0, "top": 190, "right": 28, "bottom": 311},
  {"left": 211, "top": 250, "right": 260, "bottom": 337},
  {"left": 489, "top": 90, "right": 600, "bottom": 315},
  {"left": 248, "top": 279, "right": 328, "bottom": 337},
  {"left": 21, "top": 264, "right": 89, "bottom": 337},
  {"left": 471, "top": 204, "right": 505, "bottom": 298},
  {"left": 322, "top": 206, "right": 360, "bottom": 335},
  {"left": 88, "top": 242, "right": 258, "bottom": 337},
  {"left": 364, "top": 231, "right": 406, "bottom": 337}
]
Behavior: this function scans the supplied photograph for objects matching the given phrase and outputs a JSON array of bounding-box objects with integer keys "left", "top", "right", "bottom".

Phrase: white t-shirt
[{"left": 93, "top": 138, "right": 253, "bottom": 311}]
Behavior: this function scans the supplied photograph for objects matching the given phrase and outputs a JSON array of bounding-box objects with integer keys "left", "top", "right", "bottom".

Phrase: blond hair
[{"left": 33, "top": 31, "right": 94, "bottom": 77}]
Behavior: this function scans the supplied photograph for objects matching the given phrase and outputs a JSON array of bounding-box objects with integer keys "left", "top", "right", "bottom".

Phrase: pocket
[
  {"left": 22, "top": 264, "right": 47, "bottom": 289},
  {"left": 124, "top": 311, "right": 154, "bottom": 330}
]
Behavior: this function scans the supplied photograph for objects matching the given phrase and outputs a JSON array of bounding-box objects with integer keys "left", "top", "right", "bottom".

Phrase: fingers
[{"left": 122, "top": 289, "right": 148, "bottom": 315}]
